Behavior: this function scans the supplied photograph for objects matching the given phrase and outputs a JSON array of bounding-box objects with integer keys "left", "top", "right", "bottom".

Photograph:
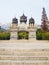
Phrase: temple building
[{"left": 10, "top": 14, "right": 37, "bottom": 40}]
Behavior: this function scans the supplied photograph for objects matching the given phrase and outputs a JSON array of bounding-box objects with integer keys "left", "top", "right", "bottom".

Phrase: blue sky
[{"left": 0, "top": 0, "right": 49, "bottom": 26}]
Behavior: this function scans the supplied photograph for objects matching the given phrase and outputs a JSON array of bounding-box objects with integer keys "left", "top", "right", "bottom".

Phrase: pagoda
[{"left": 41, "top": 8, "right": 49, "bottom": 31}]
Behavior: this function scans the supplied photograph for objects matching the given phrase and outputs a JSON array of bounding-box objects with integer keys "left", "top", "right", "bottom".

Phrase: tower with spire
[
  {"left": 41, "top": 8, "right": 48, "bottom": 21},
  {"left": 41, "top": 8, "right": 49, "bottom": 31}
]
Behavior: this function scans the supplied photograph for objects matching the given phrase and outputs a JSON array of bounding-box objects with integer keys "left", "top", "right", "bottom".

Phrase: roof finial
[{"left": 23, "top": 10, "right": 25, "bottom": 16}]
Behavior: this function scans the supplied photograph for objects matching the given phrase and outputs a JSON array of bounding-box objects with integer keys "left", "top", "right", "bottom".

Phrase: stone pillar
[
  {"left": 10, "top": 31, "right": 18, "bottom": 40},
  {"left": 28, "top": 26, "right": 37, "bottom": 40},
  {"left": 10, "top": 24, "right": 18, "bottom": 40},
  {"left": 29, "top": 31, "right": 36, "bottom": 40}
]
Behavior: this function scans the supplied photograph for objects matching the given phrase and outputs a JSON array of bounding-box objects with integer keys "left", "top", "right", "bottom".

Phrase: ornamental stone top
[
  {"left": 20, "top": 14, "right": 27, "bottom": 23},
  {"left": 12, "top": 17, "right": 18, "bottom": 24}
]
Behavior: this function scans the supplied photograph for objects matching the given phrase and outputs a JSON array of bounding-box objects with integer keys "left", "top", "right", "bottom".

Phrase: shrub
[
  {"left": 18, "top": 31, "right": 28, "bottom": 39},
  {"left": 36, "top": 29, "right": 49, "bottom": 40},
  {"left": 0, "top": 32, "right": 10, "bottom": 40},
  {"left": 42, "top": 32, "right": 49, "bottom": 40},
  {"left": 36, "top": 29, "right": 42, "bottom": 40}
]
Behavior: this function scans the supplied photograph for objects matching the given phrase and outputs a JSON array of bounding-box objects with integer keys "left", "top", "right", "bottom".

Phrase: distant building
[{"left": 10, "top": 14, "right": 37, "bottom": 40}]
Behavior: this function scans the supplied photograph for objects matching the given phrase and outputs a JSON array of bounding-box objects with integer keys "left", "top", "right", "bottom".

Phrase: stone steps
[
  {"left": 0, "top": 55, "right": 49, "bottom": 60},
  {"left": 0, "top": 49, "right": 49, "bottom": 56},
  {"left": 0, "top": 62, "right": 49, "bottom": 65},
  {"left": 0, "top": 48, "right": 49, "bottom": 65}
]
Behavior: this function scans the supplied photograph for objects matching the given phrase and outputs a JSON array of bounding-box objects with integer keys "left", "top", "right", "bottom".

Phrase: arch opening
[{"left": 18, "top": 31, "right": 29, "bottom": 39}]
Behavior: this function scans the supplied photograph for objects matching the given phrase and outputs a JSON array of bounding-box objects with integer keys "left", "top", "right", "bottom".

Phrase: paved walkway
[
  {"left": 0, "top": 39, "right": 49, "bottom": 43},
  {"left": 0, "top": 40, "right": 49, "bottom": 49}
]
